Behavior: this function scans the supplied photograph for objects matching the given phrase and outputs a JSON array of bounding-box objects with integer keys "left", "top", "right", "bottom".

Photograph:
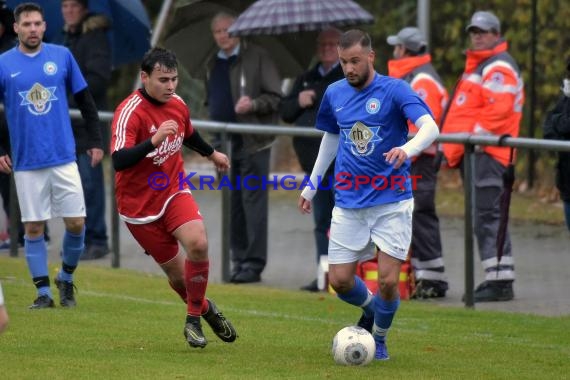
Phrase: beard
[
  {"left": 347, "top": 67, "right": 370, "bottom": 89},
  {"left": 20, "top": 38, "right": 41, "bottom": 52}
]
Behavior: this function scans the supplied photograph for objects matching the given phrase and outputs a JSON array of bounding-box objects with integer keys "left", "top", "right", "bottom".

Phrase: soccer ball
[{"left": 331, "top": 326, "right": 376, "bottom": 366}]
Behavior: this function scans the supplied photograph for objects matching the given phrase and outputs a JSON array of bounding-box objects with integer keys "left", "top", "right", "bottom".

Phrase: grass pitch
[{"left": 0, "top": 256, "right": 568, "bottom": 380}]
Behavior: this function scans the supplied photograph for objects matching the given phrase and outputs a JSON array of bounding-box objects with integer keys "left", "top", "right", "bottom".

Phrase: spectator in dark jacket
[
  {"left": 0, "top": 6, "right": 26, "bottom": 250},
  {"left": 52, "top": 0, "right": 112, "bottom": 259},
  {"left": 280, "top": 28, "right": 343, "bottom": 291},
  {"left": 206, "top": 12, "right": 282, "bottom": 283},
  {"left": 543, "top": 58, "right": 570, "bottom": 231}
]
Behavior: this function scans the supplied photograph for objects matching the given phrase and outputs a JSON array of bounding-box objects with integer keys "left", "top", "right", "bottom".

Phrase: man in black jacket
[
  {"left": 544, "top": 58, "right": 570, "bottom": 231},
  {"left": 280, "top": 28, "right": 343, "bottom": 291},
  {"left": 52, "top": 0, "right": 112, "bottom": 260}
]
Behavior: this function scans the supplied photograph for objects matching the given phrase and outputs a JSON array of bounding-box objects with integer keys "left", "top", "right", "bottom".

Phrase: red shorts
[{"left": 126, "top": 193, "right": 203, "bottom": 264}]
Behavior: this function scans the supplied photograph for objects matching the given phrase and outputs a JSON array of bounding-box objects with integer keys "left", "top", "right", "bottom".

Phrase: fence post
[
  {"left": 221, "top": 131, "right": 231, "bottom": 282},
  {"left": 463, "top": 143, "right": 476, "bottom": 308}
]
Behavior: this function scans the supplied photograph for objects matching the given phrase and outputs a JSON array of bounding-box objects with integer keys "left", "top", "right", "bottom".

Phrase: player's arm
[
  {"left": 401, "top": 113, "right": 439, "bottom": 158},
  {"left": 183, "top": 129, "right": 214, "bottom": 156},
  {"left": 300, "top": 132, "right": 339, "bottom": 202},
  {"left": 183, "top": 129, "right": 230, "bottom": 172},
  {"left": 74, "top": 88, "right": 102, "bottom": 150},
  {"left": 384, "top": 112, "right": 439, "bottom": 169},
  {"left": 112, "top": 121, "right": 177, "bottom": 171},
  {"left": 112, "top": 139, "right": 155, "bottom": 172},
  {"left": 0, "top": 153, "right": 11, "bottom": 174},
  {"left": 75, "top": 88, "right": 104, "bottom": 166}
]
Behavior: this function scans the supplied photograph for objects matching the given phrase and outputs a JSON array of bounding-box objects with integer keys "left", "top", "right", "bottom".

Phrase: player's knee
[
  {"left": 64, "top": 218, "right": 85, "bottom": 234},
  {"left": 24, "top": 222, "right": 45, "bottom": 237},
  {"left": 379, "top": 277, "right": 398, "bottom": 296},
  {"left": 185, "top": 235, "right": 208, "bottom": 260},
  {"left": 329, "top": 275, "right": 352, "bottom": 294}
]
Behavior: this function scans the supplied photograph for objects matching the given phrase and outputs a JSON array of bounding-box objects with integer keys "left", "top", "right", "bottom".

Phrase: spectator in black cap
[{"left": 543, "top": 58, "right": 570, "bottom": 231}]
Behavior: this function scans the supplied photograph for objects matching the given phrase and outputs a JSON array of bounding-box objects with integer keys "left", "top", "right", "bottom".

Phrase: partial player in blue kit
[
  {"left": 298, "top": 29, "right": 439, "bottom": 360},
  {"left": 0, "top": 2, "right": 103, "bottom": 309}
]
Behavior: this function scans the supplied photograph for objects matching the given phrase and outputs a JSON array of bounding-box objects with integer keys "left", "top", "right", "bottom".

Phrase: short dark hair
[
  {"left": 61, "top": 0, "right": 89, "bottom": 8},
  {"left": 14, "top": 2, "right": 44, "bottom": 23},
  {"left": 140, "top": 47, "right": 178, "bottom": 75},
  {"left": 339, "top": 29, "right": 372, "bottom": 51}
]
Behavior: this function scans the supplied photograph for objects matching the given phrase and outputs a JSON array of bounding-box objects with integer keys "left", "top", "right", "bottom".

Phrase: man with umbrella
[
  {"left": 206, "top": 11, "right": 282, "bottom": 284},
  {"left": 441, "top": 11, "right": 524, "bottom": 302}
]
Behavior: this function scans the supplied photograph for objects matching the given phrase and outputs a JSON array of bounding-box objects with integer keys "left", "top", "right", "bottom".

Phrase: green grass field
[{"left": 1, "top": 256, "right": 569, "bottom": 380}]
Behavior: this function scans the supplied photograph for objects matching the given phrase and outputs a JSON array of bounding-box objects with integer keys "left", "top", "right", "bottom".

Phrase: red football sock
[{"left": 185, "top": 259, "right": 209, "bottom": 317}]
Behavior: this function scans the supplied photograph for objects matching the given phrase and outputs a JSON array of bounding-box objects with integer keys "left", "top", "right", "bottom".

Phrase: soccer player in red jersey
[{"left": 111, "top": 47, "right": 237, "bottom": 348}]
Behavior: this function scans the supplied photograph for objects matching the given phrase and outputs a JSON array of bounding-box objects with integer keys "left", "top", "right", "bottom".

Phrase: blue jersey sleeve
[
  {"left": 315, "top": 89, "right": 339, "bottom": 134},
  {"left": 394, "top": 80, "right": 433, "bottom": 124}
]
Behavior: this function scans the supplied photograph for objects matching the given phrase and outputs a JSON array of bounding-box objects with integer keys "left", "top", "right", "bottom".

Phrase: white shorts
[
  {"left": 14, "top": 162, "right": 86, "bottom": 222},
  {"left": 328, "top": 199, "right": 414, "bottom": 264},
  {"left": 0, "top": 282, "right": 4, "bottom": 305}
]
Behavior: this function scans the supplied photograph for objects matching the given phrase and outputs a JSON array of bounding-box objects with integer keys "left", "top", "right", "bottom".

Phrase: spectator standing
[
  {"left": 280, "top": 27, "right": 343, "bottom": 292},
  {"left": 543, "top": 58, "right": 570, "bottom": 231},
  {"left": 206, "top": 12, "right": 282, "bottom": 283},
  {"left": 441, "top": 11, "right": 524, "bottom": 302},
  {"left": 111, "top": 47, "right": 237, "bottom": 349},
  {"left": 386, "top": 27, "right": 449, "bottom": 298},
  {"left": 52, "top": 0, "right": 111, "bottom": 260},
  {"left": 0, "top": 5, "right": 17, "bottom": 248},
  {"left": 298, "top": 30, "right": 439, "bottom": 360},
  {"left": 0, "top": 2, "right": 103, "bottom": 308}
]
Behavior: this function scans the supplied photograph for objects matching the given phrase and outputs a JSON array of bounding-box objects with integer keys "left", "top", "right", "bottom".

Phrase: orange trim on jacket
[
  {"left": 388, "top": 54, "right": 449, "bottom": 156},
  {"left": 441, "top": 41, "right": 524, "bottom": 168}
]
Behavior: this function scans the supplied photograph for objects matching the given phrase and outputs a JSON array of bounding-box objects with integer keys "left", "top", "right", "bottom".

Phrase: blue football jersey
[
  {"left": 316, "top": 73, "right": 431, "bottom": 208},
  {"left": 0, "top": 43, "right": 87, "bottom": 170}
]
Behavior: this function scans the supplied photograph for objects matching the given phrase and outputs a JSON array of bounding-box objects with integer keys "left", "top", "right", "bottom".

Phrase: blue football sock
[
  {"left": 337, "top": 276, "right": 375, "bottom": 317},
  {"left": 373, "top": 295, "right": 400, "bottom": 343},
  {"left": 25, "top": 234, "right": 51, "bottom": 298},
  {"left": 58, "top": 228, "right": 85, "bottom": 283}
]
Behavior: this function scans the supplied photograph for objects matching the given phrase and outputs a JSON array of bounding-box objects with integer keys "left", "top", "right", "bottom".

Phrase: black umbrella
[
  {"left": 163, "top": 0, "right": 314, "bottom": 79},
  {"left": 496, "top": 135, "right": 515, "bottom": 273}
]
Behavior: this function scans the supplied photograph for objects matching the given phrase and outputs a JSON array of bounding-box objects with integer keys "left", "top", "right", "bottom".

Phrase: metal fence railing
[{"left": 4, "top": 109, "right": 570, "bottom": 308}]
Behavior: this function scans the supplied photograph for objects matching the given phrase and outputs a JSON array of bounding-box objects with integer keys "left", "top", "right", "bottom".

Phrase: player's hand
[
  {"left": 208, "top": 150, "right": 230, "bottom": 172},
  {"left": 0, "top": 155, "right": 12, "bottom": 174},
  {"left": 298, "top": 195, "right": 312, "bottom": 214},
  {"left": 298, "top": 90, "right": 316, "bottom": 108},
  {"left": 152, "top": 120, "right": 178, "bottom": 146},
  {"left": 383, "top": 147, "right": 408, "bottom": 169},
  {"left": 87, "top": 148, "right": 104, "bottom": 167},
  {"left": 235, "top": 96, "right": 253, "bottom": 114}
]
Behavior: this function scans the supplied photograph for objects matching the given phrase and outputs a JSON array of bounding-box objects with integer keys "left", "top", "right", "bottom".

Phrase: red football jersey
[{"left": 111, "top": 90, "right": 194, "bottom": 223}]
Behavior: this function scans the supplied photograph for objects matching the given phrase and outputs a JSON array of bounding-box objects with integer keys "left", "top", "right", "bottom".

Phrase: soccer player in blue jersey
[
  {"left": 298, "top": 30, "right": 439, "bottom": 360},
  {"left": 0, "top": 3, "right": 102, "bottom": 309}
]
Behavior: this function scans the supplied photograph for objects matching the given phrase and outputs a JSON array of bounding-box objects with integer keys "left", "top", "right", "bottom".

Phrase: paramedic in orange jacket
[
  {"left": 441, "top": 11, "right": 524, "bottom": 302},
  {"left": 387, "top": 27, "right": 449, "bottom": 298}
]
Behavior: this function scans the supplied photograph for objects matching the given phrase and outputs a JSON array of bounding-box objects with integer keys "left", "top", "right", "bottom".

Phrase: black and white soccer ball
[{"left": 331, "top": 326, "right": 375, "bottom": 366}]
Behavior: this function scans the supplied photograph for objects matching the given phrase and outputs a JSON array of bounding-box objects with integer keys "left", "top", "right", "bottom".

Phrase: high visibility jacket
[
  {"left": 441, "top": 41, "right": 524, "bottom": 168},
  {"left": 388, "top": 54, "right": 448, "bottom": 156}
]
